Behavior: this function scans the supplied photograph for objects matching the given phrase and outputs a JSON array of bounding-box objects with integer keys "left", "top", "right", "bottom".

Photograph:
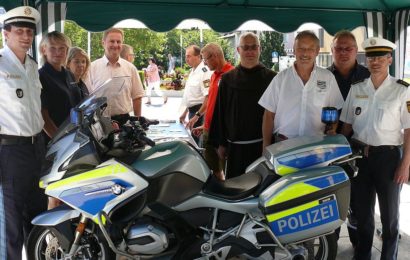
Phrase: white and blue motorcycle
[{"left": 27, "top": 78, "right": 360, "bottom": 260}]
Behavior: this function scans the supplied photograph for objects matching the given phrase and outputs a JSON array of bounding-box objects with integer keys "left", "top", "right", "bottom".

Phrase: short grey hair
[{"left": 238, "top": 32, "right": 260, "bottom": 46}]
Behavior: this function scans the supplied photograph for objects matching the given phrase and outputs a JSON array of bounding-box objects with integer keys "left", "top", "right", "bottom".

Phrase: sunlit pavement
[{"left": 336, "top": 183, "right": 410, "bottom": 259}]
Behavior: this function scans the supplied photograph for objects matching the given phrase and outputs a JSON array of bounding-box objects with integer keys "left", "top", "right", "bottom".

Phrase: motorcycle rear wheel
[
  {"left": 27, "top": 225, "right": 116, "bottom": 260},
  {"left": 301, "top": 233, "right": 337, "bottom": 260}
]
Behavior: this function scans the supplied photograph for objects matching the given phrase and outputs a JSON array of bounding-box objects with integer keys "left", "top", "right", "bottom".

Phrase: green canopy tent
[{"left": 2, "top": 0, "right": 410, "bottom": 77}]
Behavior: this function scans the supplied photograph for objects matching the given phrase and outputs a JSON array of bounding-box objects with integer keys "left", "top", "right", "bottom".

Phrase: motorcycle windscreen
[{"left": 259, "top": 166, "right": 350, "bottom": 244}]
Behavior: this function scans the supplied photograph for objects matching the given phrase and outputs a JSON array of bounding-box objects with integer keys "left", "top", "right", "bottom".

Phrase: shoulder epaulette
[
  {"left": 352, "top": 79, "right": 365, "bottom": 85},
  {"left": 397, "top": 79, "right": 409, "bottom": 87},
  {"left": 28, "top": 55, "right": 38, "bottom": 64}
]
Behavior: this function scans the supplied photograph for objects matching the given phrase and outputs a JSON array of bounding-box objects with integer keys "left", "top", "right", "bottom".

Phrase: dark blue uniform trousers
[
  {"left": 0, "top": 138, "right": 47, "bottom": 260},
  {"left": 188, "top": 104, "right": 203, "bottom": 144},
  {"left": 353, "top": 147, "right": 401, "bottom": 260}
]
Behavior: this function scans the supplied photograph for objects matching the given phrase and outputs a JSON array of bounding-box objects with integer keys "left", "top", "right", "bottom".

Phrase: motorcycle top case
[
  {"left": 263, "top": 135, "right": 352, "bottom": 176},
  {"left": 259, "top": 166, "right": 350, "bottom": 244}
]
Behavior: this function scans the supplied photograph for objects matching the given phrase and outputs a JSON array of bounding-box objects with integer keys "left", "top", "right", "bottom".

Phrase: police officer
[
  {"left": 0, "top": 6, "right": 47, "bottom": 259},
  {"left": 340, "top": 37, "right": 410, "bottom": 260},
  {"left": 179, "top": 45, "right": 212, "bottom": 144}
]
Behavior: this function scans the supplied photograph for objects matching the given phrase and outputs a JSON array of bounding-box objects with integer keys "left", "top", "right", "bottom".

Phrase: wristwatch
[{"left": 195, "top": 111, "right": 202, "bottom": 117}]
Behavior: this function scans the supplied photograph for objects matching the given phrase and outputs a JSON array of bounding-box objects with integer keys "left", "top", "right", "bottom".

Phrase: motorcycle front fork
[{"left": 67, "top": 215, "right": 88, "bottom": 256}]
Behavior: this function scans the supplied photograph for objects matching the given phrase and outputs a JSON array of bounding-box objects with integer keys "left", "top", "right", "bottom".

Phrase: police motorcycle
[{"left": 27, "top": 77, "right": 361, "bottom": 260}]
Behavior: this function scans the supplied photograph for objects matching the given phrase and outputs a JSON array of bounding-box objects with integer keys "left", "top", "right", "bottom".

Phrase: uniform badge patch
[
  {"left": 407, "top": 101, "right": 410, "bottom": 113},
  {"left": 317, "top": 80, "right": 327, "bottom": 91},
  {"left": 203, "top": 79, "right": 210, "bottom": 88},
  {"left": 16, "top": 89, "right": 24, "bottom": 98},
  {"left": 355, "top": 107, "right": 361, "bottom": 115}
]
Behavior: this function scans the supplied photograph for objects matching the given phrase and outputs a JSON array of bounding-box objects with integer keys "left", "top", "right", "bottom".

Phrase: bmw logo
[{"left": 111, "top": 184, "right": 124, "bottom": 195}]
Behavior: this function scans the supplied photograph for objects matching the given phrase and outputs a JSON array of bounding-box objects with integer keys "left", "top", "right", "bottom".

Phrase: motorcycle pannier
[{"left": 259, "top": 135, "right": 351, "bottom": 243}]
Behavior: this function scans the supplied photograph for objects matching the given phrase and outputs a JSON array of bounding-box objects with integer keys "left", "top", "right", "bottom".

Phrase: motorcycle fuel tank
[{"left": 132, "top": 140, "right": 211, "bottom": 182}]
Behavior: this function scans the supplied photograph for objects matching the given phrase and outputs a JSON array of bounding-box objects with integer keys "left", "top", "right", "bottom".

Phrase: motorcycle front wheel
[{"left": 26, "top": 225, "right": 116, "bottom": 260}]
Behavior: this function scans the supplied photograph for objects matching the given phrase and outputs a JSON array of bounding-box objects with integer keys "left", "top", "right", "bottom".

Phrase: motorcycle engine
[{"left": 126, "top": 223, "right": 169, "bottom": 255}]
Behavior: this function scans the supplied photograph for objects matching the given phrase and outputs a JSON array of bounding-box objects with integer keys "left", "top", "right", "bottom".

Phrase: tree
[
  {"left": 63, "top": 21, "right": 235, "bottom": 71},
  {"left": 165, "top": 29, "right": 235, "bottom": 69},
  {"left": 259, "top": 31, "right": 286, "bottom": 69}
]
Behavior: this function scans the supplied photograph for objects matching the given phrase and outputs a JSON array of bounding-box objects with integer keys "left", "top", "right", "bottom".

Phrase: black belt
[
  {"left": 188, "top": 104, "right": 202, "bottom": 113},
  {"left": 368, "top": 145, "right": 398, "bottom": 153},
  {"left": 0, "top": 134, "right": 40, "bottom": 145},
  {"left": 351, "top": 139, "right": 398, "bottom": 154}
]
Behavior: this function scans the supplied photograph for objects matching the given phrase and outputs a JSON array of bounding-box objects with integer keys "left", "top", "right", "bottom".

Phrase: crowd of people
[{"left": 0, "top": 5, "right": 409, "bottom": 260}]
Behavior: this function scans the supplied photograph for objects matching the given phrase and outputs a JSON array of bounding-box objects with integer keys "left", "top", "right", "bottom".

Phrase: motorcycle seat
[{"left": 203, "top": 171, "right": 262, "bottom": 200}]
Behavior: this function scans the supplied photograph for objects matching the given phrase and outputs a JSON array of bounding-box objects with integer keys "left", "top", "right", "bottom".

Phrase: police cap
[
  {"left": 362, "top": 37, "right": 396, "bottom": 57},
  {"left": 0, "top": 6, "right": 40, "bottom": 30}
]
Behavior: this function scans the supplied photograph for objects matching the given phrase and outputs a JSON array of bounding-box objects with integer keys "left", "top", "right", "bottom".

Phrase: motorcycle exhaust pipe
[
  {"left": 292, "top": 255, "right": 306, "bottom": 260},
  {"left": 289, "top": 247, "right": 307, "bottom": 260}
]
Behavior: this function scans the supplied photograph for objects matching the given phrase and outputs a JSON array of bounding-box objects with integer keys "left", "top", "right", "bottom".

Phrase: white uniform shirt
[
  {"left": 259, "top": 64, "right": 344, "bottom": 138},
  {"left": 88, "top": 55, "right": 144, "bottom": 116},
  {"left": 181, "top": 61, "right": 212, "bottom": 108},
  {"left": 0, "top": 45, "right": 44, "bottom": 136},
  {"left": 340, "top": 76, "right": 410, "bottom": 146}
]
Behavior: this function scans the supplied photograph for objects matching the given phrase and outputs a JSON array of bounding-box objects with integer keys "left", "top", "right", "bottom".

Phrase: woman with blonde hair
[
  {"left": 39, "top": 31, "right": 82, "bottom": 140},
  {"left": 67, "top": 46, "right": 90, "bottom": 98},
  {"left": 39, "top": 31, "right": 84, "bottom": 209}
]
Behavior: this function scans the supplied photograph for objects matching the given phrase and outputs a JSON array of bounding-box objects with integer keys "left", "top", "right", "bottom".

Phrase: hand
[
  {"left": 192, "top": 126, "right": 204, "bottom": 137},
  {"left": 217, "top": 145, "right": 227, "bottom": 160},
  {"left": 186, "top": 115, "right": 199, "bottom": 130},
  {"left": 325, "top": 129, "right": 337, "bottom": 135},
  {"left": 394, "top": 163, "right": 409, "bottom": 184},
  {"left": 179, "top": 114, "right": 187, "bottom": 124}
]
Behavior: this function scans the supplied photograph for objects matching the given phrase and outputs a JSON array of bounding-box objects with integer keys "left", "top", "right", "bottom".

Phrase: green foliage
[
  {"left": 164, "top": 29, "right": 234, "bottom": 66},
  {"left": 3, "top": 22, "right": 284, "bottom": 72},
  {"left": 259, "top": 31, "right": 286, "bottom": 69}
]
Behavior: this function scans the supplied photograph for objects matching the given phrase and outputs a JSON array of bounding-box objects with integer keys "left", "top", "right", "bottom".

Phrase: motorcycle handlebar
[
  {"left": 138, "top": 133, "right": 156, "bottom": 147},
  {"left": 129, "top": 116, "right": 159, "bottom": 130}
]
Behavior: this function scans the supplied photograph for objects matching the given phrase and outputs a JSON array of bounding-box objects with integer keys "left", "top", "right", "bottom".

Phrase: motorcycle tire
[
  {"left": 26, "top": 225, "right": 116, "bottom": 260},
  {"left": 302, "top": 232, "right": 338, "bottom": 260}
]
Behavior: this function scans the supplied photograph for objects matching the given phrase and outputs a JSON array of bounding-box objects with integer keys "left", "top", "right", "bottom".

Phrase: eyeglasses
[
  {"left": 366, "top": 54, "right": 391, "bottom": 62},
  {"left": 333, "top": 46, "right": 356, "bottom": 53},
  {"left": 203, "top": 54, "right": 213, "bottom": 62},
  {"left": 239, "top": 44, "right": 259, "bottom": 51}
]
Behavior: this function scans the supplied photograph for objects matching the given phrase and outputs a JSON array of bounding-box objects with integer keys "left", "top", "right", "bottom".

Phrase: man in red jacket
[{"left": 191, "top": 43, "right": 234, "bottom": 180}]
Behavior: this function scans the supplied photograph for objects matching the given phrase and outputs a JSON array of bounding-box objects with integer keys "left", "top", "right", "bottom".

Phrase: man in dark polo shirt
[{"left": 327, "top": 30, "right": 370, "bottom": 248}]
